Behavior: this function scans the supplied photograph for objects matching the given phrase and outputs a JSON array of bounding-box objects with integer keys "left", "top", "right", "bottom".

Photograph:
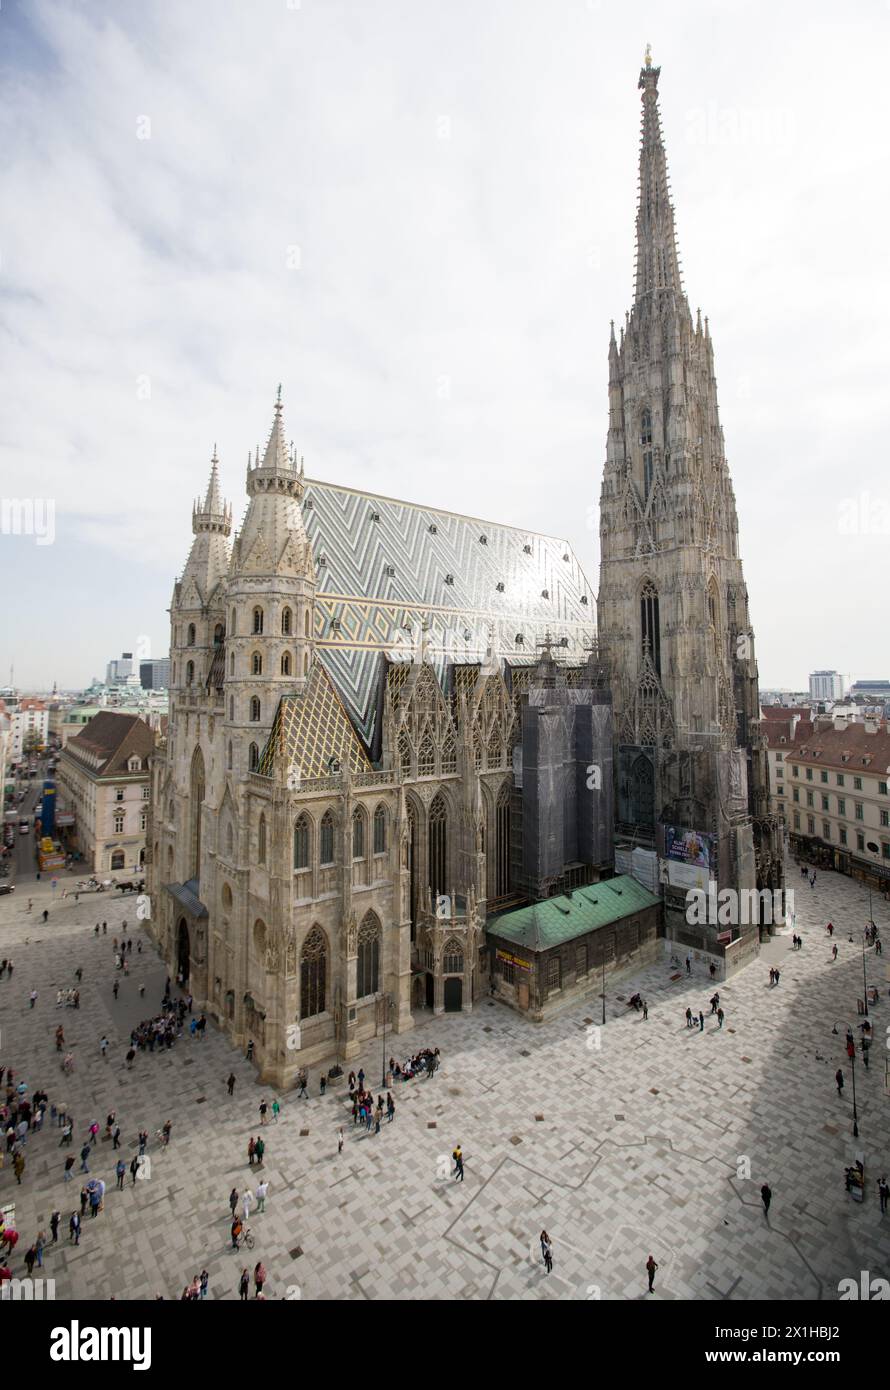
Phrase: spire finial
[
  {"left": 644, "top": 42, "right": 652, "bottom": 69},
  {"left": 275, "top": 383, "right": 283, "bottom": 411}
]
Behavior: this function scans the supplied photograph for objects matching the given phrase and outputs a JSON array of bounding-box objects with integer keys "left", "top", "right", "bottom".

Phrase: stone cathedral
[{"left": 147, "top": 55, "right": 781, "bottom": 1084}]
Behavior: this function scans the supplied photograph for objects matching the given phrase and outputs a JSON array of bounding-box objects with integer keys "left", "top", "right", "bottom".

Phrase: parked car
[{"left": 0, "top": 883, "right": 15, "bottom": 895}]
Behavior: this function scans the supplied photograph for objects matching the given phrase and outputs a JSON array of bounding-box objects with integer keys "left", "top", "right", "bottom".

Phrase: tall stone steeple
[
  {"left": 170, "top": 448, "right": 232, "bottom": 698},
  {"left": 598, "top": 52, "right": 783, "bottom": 947},
  {"left": 180, "top": 448, "right": 232, "bottom": 602}
]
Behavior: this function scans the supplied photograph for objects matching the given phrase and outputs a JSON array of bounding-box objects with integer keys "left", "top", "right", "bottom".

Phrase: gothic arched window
[
  {"left": 487, "top": 730, "right": 502, "bottom": 769},
  {"left": 214, "top": 623, "right": 224, "bottom": 647},
  {"left": 226, "top": 741, "right": 232, "bottom": 771},
  {"left": 229, "top": 652, "right": 235, "bottom": 675},
  {"left": 373, "top": 804, "right": 386, "bottom": 854},
  {"left": 473, "top": 730, "right": 483, "bottom": 771},
  {"left": 304, "top": 610, "right": 310, "bottom": 638},
  {"left": 495, "top": 783, "right": 511, "bottom": 899},
  {"left": 352, "top": 806, "right": 365, "bottom": 859},
  {"left": 229, "top": 696, "right": 234, "bottom": 721},
  {"left": 293, "top": 815, "right": 310, "bottom": 870},
  {"left": 187, "top": 623, "right": 196, "bottom": 646},
  {"left": 357, "top": 912, "right": 380, "bottom": 998},
  {"left": 230, "top": 608, "right": 237, "bottom": 634},
  {"left": 303, "top": 652, "right": 309, "bottom": 676},
  {"left": 250, "top": 696, "right": 261, "bottom": 722},
  {"left": 185, "top": 660, "right": 194, "bottom": 686},
  {"left": 641, "top": 409, "right": 652, "bottom": 446},
  {"left": 418, "top": 728, "right": 435, "bottom": 777},
  {"left": 640, "top": 579, "right": 661, "bottom": 675},
  {"left": 707, "top": 577, "right": 721, "bottom": 657},
  {"left": 443, "top": 938, "right": 463, "bottom": 974},
  {"left": 319, "top": 811, "right": 335, "bottom": 866},
  {"left": 258, "top": 813, "right": 266, "bottom": 865},
  {"left": 428, "top": 794, "right": 447, "bottom": 900},
  {"left": 281, "top": 652, "right": 291, "bottom": 676},
  {"left": 252, "top": 652, "right": 262, "bottom": 676},
  {"left": 248, "top": 743, "right": 259, "bottom": 772},
  {"left": 281, "top": 607, "right": 292, "bottom": 636},
  {"left": 441, "top": 733, "right": 457, "bottom": 775},
  {"left": 398, "top": 729, "right": 411, "bottom": 776},
  {"left": 252, "top": 607, "right": 264, "bottom": 635},
  {"left": 225, "top": 822, "right": 233, "bottom": 859},
  {"left": 300, "top": 926, "right": 327, "bottom": 1018}
]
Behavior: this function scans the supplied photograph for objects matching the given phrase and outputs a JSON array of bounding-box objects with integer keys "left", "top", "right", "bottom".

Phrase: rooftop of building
[
  {"left": 62, "top": 711, "right": 155, "bottom": 777},
  {"left": 488, "top": 875, "right": 661, "bottom": 952},
  {"left": 784, "top": 720, "right": 890, "bottom": 774}
]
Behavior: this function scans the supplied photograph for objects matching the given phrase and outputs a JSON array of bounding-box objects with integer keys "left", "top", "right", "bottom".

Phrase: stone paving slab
[{"left": 0, "top": 863, "right": 888, "bottom": 1299}]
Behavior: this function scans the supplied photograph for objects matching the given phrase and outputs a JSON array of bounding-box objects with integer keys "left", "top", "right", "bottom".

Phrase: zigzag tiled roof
[{"left": 301, "top": 478, "right": 596, "bottom": 748}]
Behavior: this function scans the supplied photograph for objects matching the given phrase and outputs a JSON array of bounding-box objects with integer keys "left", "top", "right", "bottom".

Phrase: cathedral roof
[
  {"left": 301, "top": 478, "right": 596, "bottom": 747},
  {"left": 257, "top": 657, "right": 372, "bottom": 781}
]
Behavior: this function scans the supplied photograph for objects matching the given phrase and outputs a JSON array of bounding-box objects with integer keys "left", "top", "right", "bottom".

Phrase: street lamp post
[
  {"left": 380, "top": 992, "right": 391, "bottom": 1088},
  {"left": 849, "top": 1041, "right": 859, "bottom": 1138},
  {"left": 861, "top": 928, "right": 870, "bottom": 1018},
  {"left": 601, "top": 954, "right": 606, "bottom": 1027}
]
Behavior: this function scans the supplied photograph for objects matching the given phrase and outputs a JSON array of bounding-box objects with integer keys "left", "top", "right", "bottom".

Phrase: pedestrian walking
[
  {"left": 453, "top": 1145, "right": 464, "bottom": 1181},
  {"left": 357, "top": 1068, "right": 365, "bottom": 1091},
  {"left": 717, "top": 1008, "right": 725, "bottom": 1029},
  {"left": 540, "top": 1229, "right": 553, "bottom": 1273},
  {"left": 200, "top": 1270, "right": 209, "bottom": 1300},
  {"left": 115, "top": 1159, "right": 126, "bottom": 1190},
  {"left": 254, "top": 1261, "right": 267, "bottom": 1298},
  {"left": 29, "top": 989, "right": 37, "bottom": 1009},
  {"left": 646, "top": 1254, "right": 658, "bottom": 1292},
  {"left": 13, "top": 1152, "right": 25, "bottom": 1184},
  {"left": 297, "top": 1070, "right": 308, "bottom": 1099},
  {"left": 247, "top": 1137, "right": 256, "bottom": 1167},
  {"left": 241, "top": 1190, "right": 254, "bottom": 1223},
  {"left": 239, "top": 1268, "right": 250, "bottom": 1301},
  {"left": 99, "top": 1037, "right": 109, "bottom": 1058},
  {"left": 810, "top": 873, "right": 816, "bottom": 887},
  {"left": 832, "top": 944, "right": 838, "bottom": 961},
  {"left": 774, "top": 968, "right": 780, "bottom": 985},
  {"left": 685, "top": 955, "right": 692, "bottom": 976},
  {"left": 69, "top": 1212, "right": 81, "bottom": 1245},
  {"left": 698, "top": 1011, "right": 704, "bottom": 1032},
  {"left": 79, "top": 1144, "right": 90, "bottom": 1174},
  {"left": 130, "top": 1155, "right": 140, "bottom": 1185},
  {"left": 227, "top": 1073, "right": 236, "bottom": 1096},
  {"left": 63, "top": 1155, "right": 75, "bottom": 1182},
  {"left": 229, "top": 1187, "right": 239, "bottom": 1217},
  {"left": 271, "top": 1099, "right": 280, "bottom": 1122},
  {"left": 878, "top": 1177, "right": 889, "bottom": 1214},
  {"left": 761, "top": 1182, "right": 772, "bottom": 1215},
  {"left": 685, "top": 1007, "right": 693, "bottom": 1028},
  {"left": 112, "top": 981, "right": 119, "bottom": 999},
  {"left": 245, "top": 1040, "right": 254, "bottom": 1062},
  {"left": 259, "top": 1099, "right": 268, "bottom": 1125},
  {"left": 50, "top": 1211, "right": 60, "bottom": 1243},
  {"left": 769, "top": 968, "right": 775, "bottom": 986},
  {"left": 337, "top": 1128, "right": 344, "bottom": 1155},
  {"left": 835, "top": 1069, "right": 844, "bottom": 1096},
  {"left": 256, "top": 1180, "right": 268, "bottom": 1213},
  {"left": 642, "top": 999, "right": 648, "bottom": 1020},
  {"left": 387, "top": 1092, "right": 395, "bottom": 1122}
]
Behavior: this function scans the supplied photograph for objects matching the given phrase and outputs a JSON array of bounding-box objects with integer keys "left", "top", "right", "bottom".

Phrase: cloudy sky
[{"left": 0, "top": 0, "right": 886, "bottom": 691}]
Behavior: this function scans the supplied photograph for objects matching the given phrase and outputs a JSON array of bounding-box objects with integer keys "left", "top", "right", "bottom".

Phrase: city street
[{"left": 0, "top": 861, "right": 887, "bottom": 1301}]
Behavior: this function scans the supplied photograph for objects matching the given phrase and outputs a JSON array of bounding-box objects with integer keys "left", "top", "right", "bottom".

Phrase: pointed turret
[
  {"left": 179, "top": 447, "right": 232, "bottom": 602},
  {"left": 231, "top": 387, "right": 314, "bottom": 580}
]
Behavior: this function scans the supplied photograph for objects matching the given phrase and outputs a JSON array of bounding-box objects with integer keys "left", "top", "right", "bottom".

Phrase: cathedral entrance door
[
  {"left": 443, "top": 977, "right": 462, "bottom": 1012},
  {"left": 177, "top": 919, "right": 190, "bottom": 988},
  {"left": 425, "top": 973, "right": 434, "bottom": 1010}
]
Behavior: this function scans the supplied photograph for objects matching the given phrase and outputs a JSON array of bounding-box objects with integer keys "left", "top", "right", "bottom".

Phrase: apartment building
[{"left": 784, "top": 717, "right": 890, "bottom": 892}]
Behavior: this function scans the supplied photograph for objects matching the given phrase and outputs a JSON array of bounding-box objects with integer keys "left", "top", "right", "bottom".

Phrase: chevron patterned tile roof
[{"left": 301, "top": 479, "right": 597, "bottom": 749}]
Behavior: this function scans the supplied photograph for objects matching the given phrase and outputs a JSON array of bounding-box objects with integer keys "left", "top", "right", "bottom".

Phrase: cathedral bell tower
[
  {"left": 225, "top": 387, "right": 316, "bottom": 777},
  {"left": 598, "top": 51, "right": 782, "bottom": 953}
]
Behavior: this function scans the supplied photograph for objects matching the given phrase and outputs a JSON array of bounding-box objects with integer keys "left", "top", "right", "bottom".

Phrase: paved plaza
[{"left": 0, "top": 864, "right": 888, "bottom": 1301}]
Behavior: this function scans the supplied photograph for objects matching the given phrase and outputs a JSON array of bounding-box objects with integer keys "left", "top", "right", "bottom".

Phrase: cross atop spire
[{"left": 634, "top": 54, "right": 683, "bottom": 304}]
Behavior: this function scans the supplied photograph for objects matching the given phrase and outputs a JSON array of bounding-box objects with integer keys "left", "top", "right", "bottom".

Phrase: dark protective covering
[{"left": 520, "top": 682, "right": 613, "bottom": 899}]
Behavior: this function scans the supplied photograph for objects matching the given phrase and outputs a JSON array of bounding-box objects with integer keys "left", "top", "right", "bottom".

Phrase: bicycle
[{"left": 237, "top": 1227, "right": 255, "bottom": 1250}]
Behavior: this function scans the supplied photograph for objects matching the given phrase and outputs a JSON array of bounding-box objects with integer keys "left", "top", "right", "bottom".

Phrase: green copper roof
[{"left": 489, "top": 875, "right": 661, "bottom": 952}]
